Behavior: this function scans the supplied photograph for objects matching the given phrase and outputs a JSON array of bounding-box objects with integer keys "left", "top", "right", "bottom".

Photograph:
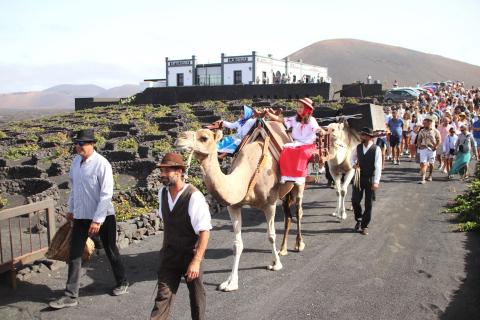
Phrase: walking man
[
  {"left": 387, "top": 109, "right": 403, "bottom": 165},
  {"left": 351, "top": 128, "right": 382, "bottom": 235},
  {"left": 50, "top": 129, "right": 128, "bottom": 309},
  {"left": 151, "top": 152, "right": 212, "bottom": 320},
  {"left": 416, "top": 116, "right": 441, "bottom": 184}
]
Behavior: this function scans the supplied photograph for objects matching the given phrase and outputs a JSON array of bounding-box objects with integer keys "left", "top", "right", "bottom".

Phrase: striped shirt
[{"left": 68, "top": 151, "right": 115, "bottom": 223}]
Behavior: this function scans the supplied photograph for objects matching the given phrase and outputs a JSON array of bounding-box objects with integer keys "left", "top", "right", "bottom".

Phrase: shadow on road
[{"left": 440, "top": 231, "right": 480, "bottom": 319}]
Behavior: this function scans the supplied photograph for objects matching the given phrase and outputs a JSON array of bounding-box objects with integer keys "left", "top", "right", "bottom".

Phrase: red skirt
[{"left": 279, "top": 144, "right": 316, "bottom": 178}]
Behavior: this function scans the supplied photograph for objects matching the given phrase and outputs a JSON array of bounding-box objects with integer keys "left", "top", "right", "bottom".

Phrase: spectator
[
  {"left": 416, "top": 116, "right": 441, "bottom": 184},
  {"left": 443, "top": 127, "right": 458, "bottom": 178},
  {"left": 449, "top": 124, "right": 477, "bottom": 180},
  {"left": 387, "top": 109, "right": 403, "bottom": 165}
]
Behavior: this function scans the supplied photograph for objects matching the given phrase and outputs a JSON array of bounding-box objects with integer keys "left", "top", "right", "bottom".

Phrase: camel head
[
  {"left": 175, "top": 128, "right": 223, "bottom": 156},
  {"left": 327, "top": 122, "right": 346, "bottom": 144}
]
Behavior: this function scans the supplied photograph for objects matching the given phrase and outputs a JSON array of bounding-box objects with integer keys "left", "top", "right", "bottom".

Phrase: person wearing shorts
[
  {"left": 416, "top": 116, "right": 441, "bottom": 184},
  {"left": 387, "top": 109, "right": 404, "bottom": 165}
]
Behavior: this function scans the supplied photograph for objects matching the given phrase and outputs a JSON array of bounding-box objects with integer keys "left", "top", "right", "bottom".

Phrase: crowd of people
[{"left": 381, "top": 81, "right": 480, "bottom": 183}]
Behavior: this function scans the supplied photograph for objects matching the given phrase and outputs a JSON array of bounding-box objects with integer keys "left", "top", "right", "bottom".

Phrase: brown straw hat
[{"left": 157, "top": 152, "right": 186, "bottom": 169}]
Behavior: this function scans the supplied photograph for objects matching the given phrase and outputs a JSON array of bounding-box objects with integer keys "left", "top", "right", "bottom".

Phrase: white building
[{"left": 164, "top": 51, "right": 331, "bottom": 87}]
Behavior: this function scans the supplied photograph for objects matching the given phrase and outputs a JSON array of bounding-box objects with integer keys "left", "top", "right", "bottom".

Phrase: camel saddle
[{"left": 234, "top": 119, "right": 292, "bottom": 163}]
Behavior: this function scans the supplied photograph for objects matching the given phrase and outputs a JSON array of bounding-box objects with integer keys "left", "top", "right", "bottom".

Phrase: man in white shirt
[
  {"left": 350, "top": 127, "right": 382, "bottom": 235},
  {"left": 50, "top": 129, "right": 128, "bottom": 310},
  {"left": 151, "top": 152, "right": 212, "bottom": 320}
]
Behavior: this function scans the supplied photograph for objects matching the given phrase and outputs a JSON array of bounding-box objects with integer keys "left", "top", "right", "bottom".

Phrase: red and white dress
[{"left": 279, "top": 116, "right": 319, "bottom": 184}]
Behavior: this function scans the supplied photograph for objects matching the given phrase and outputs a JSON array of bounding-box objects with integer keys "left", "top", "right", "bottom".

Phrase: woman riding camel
[{"left": 265, "top": 97, "right": 324, "bottom": 198}]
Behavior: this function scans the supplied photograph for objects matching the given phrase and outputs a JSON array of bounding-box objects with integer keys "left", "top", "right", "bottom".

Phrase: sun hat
[
  {"left": 157, "top": 152, "right": 186, "bottom": 169},
  {"left": 74, "top": 129, "right": 97, "bottom": 143}
]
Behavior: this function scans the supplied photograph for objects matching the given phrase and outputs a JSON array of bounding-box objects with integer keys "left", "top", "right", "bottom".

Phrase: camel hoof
[
  {"left": 278, "top": 248, "right": 288, "bottom": 256},
  {"left": 267, "top": 261, "right": 283, "bottom": 271},
  {"left": 218, "top": 280, "right": 238, "bottom": 292},
  {"left": 295, "top": 242, "right": 305, "bottom": 252}
]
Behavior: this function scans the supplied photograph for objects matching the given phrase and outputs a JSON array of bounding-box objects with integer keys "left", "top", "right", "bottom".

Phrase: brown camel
[{"left": 175, "top": 124, "right": 307, "bottom": 291}]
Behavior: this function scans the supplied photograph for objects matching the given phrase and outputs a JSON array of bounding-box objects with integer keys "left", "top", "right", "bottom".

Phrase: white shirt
[
  {"left": 284, "top": 116, "right": 320, "bottom": 145},
  {"left": 443, "top": 134, "right": 458, "bottom": 154},
  {"left": 157, "top": 184, "right": 212, "bottom": 235},
  {"left": 68, "top": 151, "right": 115, "bottom": 223},
  {"left": 223, "top": 118, "right": 256, "bottom": 140},
  {"left": 350, "top": 142, "right": 382, "bottom": 184}
]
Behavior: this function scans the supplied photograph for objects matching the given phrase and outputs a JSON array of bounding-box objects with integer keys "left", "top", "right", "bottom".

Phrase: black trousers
[
  {"left": 351, "top": 177, "right": 374, "bottom": 229},
  {"left": 65, "top": 215, "right": 127, "bottom": 298},
  {"left": 151, "top": 247, "right": 206, "bottom": 320}
]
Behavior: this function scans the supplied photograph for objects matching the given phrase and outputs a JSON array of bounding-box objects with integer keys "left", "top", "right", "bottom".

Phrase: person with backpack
[{"left": 449, "top": 124, "right": 477, "bottom": 180}]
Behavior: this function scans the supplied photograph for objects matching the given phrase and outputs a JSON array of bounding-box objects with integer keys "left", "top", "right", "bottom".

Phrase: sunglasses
[{"left": 74, "top": 141, "right": 90, "bottom": 146}]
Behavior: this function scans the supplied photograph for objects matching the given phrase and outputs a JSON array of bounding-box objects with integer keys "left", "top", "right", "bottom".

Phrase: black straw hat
[
  {"left": 74, "top": 129, "right": 97, "bottom": 143},
  {"left": 360, "top": 127, "right": 374, "bottom": 137}
]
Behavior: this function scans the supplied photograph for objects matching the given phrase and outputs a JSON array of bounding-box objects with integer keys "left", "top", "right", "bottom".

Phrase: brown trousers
[{"left": 150, "top": 247, "right": 206, "bottom": 320}]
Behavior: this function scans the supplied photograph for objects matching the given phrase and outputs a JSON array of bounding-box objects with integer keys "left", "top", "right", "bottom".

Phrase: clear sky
[{"left": 0, "top": 0, "right": 479, "bottom": 93}]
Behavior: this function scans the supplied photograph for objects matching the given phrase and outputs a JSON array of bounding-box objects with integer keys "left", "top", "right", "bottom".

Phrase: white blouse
[
  {"left": 284, "top": 116, "right": 320, "bottom": 145},
  {"left": 223, "top": 118, "right": 256, "bottom": 140}
]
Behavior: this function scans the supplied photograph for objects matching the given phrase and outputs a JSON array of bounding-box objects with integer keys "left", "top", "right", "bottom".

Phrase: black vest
[
  {"left": 357, "top": 143, "right": 377, "bottom": 178},
  {"left": 161, "top": 184, "right": 198, "bottom": 251}
]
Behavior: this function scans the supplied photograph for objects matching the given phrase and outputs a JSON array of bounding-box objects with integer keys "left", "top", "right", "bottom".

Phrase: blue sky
[{"left": 0, "top": 0, "right": 479, "bottom": 93}]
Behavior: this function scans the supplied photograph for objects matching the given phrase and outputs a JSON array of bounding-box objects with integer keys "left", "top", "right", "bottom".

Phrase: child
[
  {"left": 216, "top": 105, "right": 256, "bottom": 155},
  {"left": 409, "top": 124, "right": 421, "bottom": 161},
  {"left": 443, "top": 127, "right": 457, "bottom": 177},
  {"left": 265, "top": 97, "right": 324, "bottom": 198}
]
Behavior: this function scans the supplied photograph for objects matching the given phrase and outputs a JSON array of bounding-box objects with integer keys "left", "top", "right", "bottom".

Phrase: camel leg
[
  {"left": 294, "top": 184, "right": 306, "bottom": 252},
  {"left": 218, "top": 206, "right": 243, "bottom": 292},
  {"left": 265, "top": 204, "right": 283, "bottom": 271},
  {"left": 332, "top": 175, "right": 343, "bottom": 218},
  {"left": 339, "top": 169, "right": 355, "bottom": 220},
  {"left": 279, "top": 193, "right": 293, "bottom": 256}
]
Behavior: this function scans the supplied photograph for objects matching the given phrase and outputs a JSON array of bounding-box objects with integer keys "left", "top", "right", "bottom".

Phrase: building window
[
  {"left": 177, "top": 73, "right": 184, "bottom": 86},
  {"left": 234, "top": 70, "right": 242, "bottom": 84},
  {"left": 292, "top": 75, "right": 297, "bottom": 83}
]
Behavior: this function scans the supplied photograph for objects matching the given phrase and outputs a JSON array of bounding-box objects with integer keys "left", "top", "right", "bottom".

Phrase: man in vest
[
  {"left": 151, "top": 152, "right": 212, "bottom": 320},
  {"left": 350, "top": 127, "right": 382, "bottom": 235}
]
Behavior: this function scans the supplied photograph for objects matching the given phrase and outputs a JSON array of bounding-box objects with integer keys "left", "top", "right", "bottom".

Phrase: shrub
[
  {"left": 0, "top": 131, "right": 6, "bottom": 139},
  {"left": 177, "top": 103, "right": 192, "bottom": 113},
  {"left": 446, "top": 163, "right": 480, "bottom": 231},
  {"left": 153, "top": 105, "right": 171, "bottom": 118},
  {"left": 311, "top": 95, "right": 325, "bottom": 105},
  {"left": 44, "top": 132, "right": 69, "bottom": 144},
  {"left": 152, "top": 139, "right": 173, "bottom": 156},
  {"left": 2, "top": 144, "right": 39, "bottom": 160},
  {"left": 345, "top": 97, "right": 359, "bottom": 104},
  {"left": 0, "top": 195, "right": 7, "bottom": 209},
  {"left": 117, "top": 138, "right": 138, "bottom": 151},
  {"left": 113, "top": 195, "right": 155, "bottom": 222}
]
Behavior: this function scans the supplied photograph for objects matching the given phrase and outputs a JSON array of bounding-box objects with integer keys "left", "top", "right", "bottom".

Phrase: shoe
[
  {"left": 354, "top": 221, "right": 361, "bottom": 232},
  {"left": 396, "top": 160, "right": 400, "bottom": 165},
  {"left": 448, "top": 175, "right": 453, "bottom": 180},
  {"left": 112, "top": 281, "right": 129, "bottom": 296},
  {"left": 49, "top": 296, "right": 78, "bottom": 309},
  {"left": 361, "top": 228, "right": 369, "bottom": 235},
  {"left": 438, "top": 165, "right": 444, "bottom": 172},
  {"left": 418, "top": 179, "right": 426, "bottom": 184},
  {"left": 442, "top": 168, "right": 448, "bottom": 174},
  {"left": 426, "top": 176, "right": 433, "bottom": 182}
]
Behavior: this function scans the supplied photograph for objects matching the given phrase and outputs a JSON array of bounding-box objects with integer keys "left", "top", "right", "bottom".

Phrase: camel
[
  {"left": 325, "top": 121, "right": 361, "bottom": 220},
  {"left": 176, "top": 126, "right": 288, "bottom": 292}
]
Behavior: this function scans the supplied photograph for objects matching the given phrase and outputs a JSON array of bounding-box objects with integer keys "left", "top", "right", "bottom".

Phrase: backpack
[{"left": 458, "top": 134, "right": 471, "bottom": 153}]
